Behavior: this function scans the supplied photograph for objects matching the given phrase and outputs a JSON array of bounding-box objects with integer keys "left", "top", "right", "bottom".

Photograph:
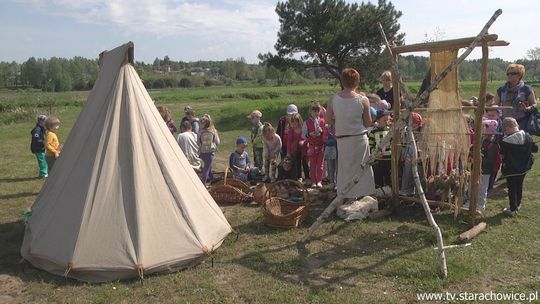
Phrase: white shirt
[{"left": 177, "top": 131, "right": 202, "bottom": 170}]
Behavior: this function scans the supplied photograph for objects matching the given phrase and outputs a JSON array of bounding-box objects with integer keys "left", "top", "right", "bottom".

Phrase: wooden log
[
  {"left": 469, "top": 42, "right": 489, "bottom": 228},
  {"left": 458, "top": 222, "right": 487, "bottom": 243},
  {"left": 391, "top": 34, "right": 498, "bottom": 54}
]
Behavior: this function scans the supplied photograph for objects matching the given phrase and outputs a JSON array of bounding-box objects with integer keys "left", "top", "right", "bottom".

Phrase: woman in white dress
[{"left": 325, "top": 68, "right": 375, "bottom": 198}]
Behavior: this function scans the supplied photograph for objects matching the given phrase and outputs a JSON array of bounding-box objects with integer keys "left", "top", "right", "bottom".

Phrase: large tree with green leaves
[{"left": 275, "top": 0, "right": 404, "bottom": 85}]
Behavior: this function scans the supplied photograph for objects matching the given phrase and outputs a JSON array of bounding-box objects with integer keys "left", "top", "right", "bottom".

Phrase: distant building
[
  {"left": 190, "top": 67, "right": 205, "bottom": 76},
  {"left": 161, "top": 64, "right": 171, "bottom": 73}
]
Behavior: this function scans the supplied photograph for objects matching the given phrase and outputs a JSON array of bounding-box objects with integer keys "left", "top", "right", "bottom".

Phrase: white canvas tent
[{"left": 20, "top": 42, "right": 232, "bottom": 283}]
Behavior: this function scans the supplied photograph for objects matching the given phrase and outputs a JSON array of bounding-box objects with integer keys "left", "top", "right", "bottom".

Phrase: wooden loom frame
[
  {"left": 388, "top": 24, "right": 509, "bottom": 229},
  {"left": 299, "top": 9, "right": 507, "bottom": 278}
]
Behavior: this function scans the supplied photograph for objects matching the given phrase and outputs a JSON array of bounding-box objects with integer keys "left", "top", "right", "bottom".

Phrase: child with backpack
[
  {"left": 198, "top": 114, "right": 220, "bottom": 185},
  {"left": 500, "top": 117, "right": 538, "bottom": 216},
  {"left": 30, "top": 114, "right": 48, "bottom": 178},
  {"left": 262, "top": 123, "right": 282, "bottom": 182}
]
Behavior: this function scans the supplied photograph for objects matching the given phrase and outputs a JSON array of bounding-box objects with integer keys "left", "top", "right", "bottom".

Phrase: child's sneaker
[{"left": 502, "top": 207, "right": 516, "bottom": 216}]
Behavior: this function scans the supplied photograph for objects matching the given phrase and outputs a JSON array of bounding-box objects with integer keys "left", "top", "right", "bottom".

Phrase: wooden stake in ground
[
  {"left": 468, "top": 42, "right": 489, "bottom": 228},
  {"left": 405, "top": 118, "right": 448, "bottom": 277}
]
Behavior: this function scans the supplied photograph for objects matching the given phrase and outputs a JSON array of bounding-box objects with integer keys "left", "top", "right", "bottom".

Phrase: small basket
[
  {"left": 212, "top": 178, "right": 252, "bottom": 194},
  {"left": 208, "top": 184, "right": 253, "bottom": 204},
  {"left": 262, "top": 179, "right": 311, "bottom": 228},
  {"left": 208, "top": 167, "right": 253, "bottom": 204}
]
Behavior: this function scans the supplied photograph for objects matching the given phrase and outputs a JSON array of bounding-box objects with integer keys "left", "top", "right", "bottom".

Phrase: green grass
[{"left": 1, "top": 83, "right": 540, "bottom": 303}]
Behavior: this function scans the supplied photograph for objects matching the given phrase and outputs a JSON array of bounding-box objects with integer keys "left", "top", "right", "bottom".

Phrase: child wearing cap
[
  {"left": 303, "top": 101, "right": 326, "bottom": 188},
  {"left": 30, "top": 114, "right": 48, "bottom": 178},
  {"left": 198, "top": 114, "right": 220, "bottom": 185},
  {"left": 368, "top": 110, "right": 393, "bottom": 188},
  {"left": 45, "top": 116, "right": 61, "bottom": 172},
  {"left": 229, "top": 136, "right": 252, "bottom": 181},
  {"left": 464, "top": 119, "right": 500, "bottom": 213},
  {"left": 276, "top": 104, "right": 298, "bottom": 159},
  {"left": 262, "top": 123, "right": 282, "bottom": 182},
  {"left": 247, "top": 110, "right": 264, "bottom": 170}
]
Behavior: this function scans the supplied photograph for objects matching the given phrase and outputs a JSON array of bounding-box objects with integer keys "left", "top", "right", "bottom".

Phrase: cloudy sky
[{"left": 1, "top": 0, "right": 539, "bottom": 63}]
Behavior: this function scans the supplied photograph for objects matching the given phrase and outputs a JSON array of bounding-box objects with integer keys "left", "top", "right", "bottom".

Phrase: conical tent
[{"left": 20, "top": 42, "right": 232, "bottom": 283}]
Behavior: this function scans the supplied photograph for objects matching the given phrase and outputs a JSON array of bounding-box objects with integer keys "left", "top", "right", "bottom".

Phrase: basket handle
[{"left": 224, "top": 166, "right": 230, "bottom": 184}]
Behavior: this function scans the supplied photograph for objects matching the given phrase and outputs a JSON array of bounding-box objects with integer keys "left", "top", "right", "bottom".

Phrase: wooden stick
[
  {"left": 391, "top": 34, "right": 498, "bottom": 54},
  {"left": 414, "top": 9, "right": 502, "bottom": 111},
  {"left": 469, "top": 42, "right": 489, "bottom": 228},
  {"left": 391, "top": 53, "right": 401, "bottom": 203},
  {"left": 406, "top": 117, "right": 448, "bottom": 278},
  {"left": 458, "top": 222, "right": 487, "bottom": 243},
  {"left": 433, "top": 243, "right": 471, "bottom": 250}
]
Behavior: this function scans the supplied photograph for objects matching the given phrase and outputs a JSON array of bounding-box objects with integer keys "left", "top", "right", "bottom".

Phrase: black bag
[{"left": 525, "top": 107, "right": 540, "bottom": 136}]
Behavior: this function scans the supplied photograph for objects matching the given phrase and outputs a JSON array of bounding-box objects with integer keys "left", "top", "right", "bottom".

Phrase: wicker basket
[
  {"left": 262, "top": 179, "right": 310, "bottom": 228},
  {"left": 212, "top": 178, "right": 252, "bottom": 194},
  {"left": 208, "top": 168, "right": 253, "bottom": 204},
  {"left": 208, "top": 184, "right": 253, "bottom": 204}
]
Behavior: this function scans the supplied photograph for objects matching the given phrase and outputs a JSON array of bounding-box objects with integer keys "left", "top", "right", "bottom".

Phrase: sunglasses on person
[
  {"left": 311, "top": 107, "right": 320, "bottom": 111},
  {"left": 506, "top": 72, "right": 519, "bottom": 76}
]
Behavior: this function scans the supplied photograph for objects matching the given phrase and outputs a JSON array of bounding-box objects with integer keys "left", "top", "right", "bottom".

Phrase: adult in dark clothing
[
  {"left": 499, "top": 117, "right": 538, "bottom": 216},
  {"left": 30, "top": 114, "right": 48, "bottom": 178}
]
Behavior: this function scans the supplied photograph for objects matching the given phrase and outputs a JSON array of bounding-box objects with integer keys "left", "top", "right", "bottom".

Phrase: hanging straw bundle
[{"left": 419, "top": 50, "right": 471, "bottom": 177}]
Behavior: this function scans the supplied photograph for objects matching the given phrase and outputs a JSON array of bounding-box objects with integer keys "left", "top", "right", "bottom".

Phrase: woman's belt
[{"left": 335, "top": 131, "right": 367, "bottom": 139}]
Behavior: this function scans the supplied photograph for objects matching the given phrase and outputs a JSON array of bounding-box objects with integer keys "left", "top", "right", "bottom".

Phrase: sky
[{"left": 1, "top": 0, "right": 539, "bottom": 64}]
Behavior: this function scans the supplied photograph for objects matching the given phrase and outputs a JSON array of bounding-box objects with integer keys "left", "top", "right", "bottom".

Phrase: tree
[
  {"left": 258, "top": 52, "right": 303, "bottom": 86},
  {"left": 275, "top": 0, "right": 404, "bottom": 85},
  {"left": 526, "top": 47, "right": 540, "bottom": 76}
]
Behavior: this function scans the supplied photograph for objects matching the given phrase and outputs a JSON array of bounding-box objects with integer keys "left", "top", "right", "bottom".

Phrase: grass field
[{"left": 1, "top": 83, "right": 540, "bottom": 303}]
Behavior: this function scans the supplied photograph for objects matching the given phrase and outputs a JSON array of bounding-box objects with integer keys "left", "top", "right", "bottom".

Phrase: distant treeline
[{"left": 1, "top": 55, "right": 538, "bottom": 92}]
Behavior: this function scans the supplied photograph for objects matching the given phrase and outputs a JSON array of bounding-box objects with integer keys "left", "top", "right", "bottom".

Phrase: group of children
[
  {"left": 30, "top": 114, "right": 62, "bottom": 178},
  {"left": 466, "top": 93, "right": 538, "bottom": 215},
  {"left": 34, "top": 89, "right": 536, "bottom": 216}
]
